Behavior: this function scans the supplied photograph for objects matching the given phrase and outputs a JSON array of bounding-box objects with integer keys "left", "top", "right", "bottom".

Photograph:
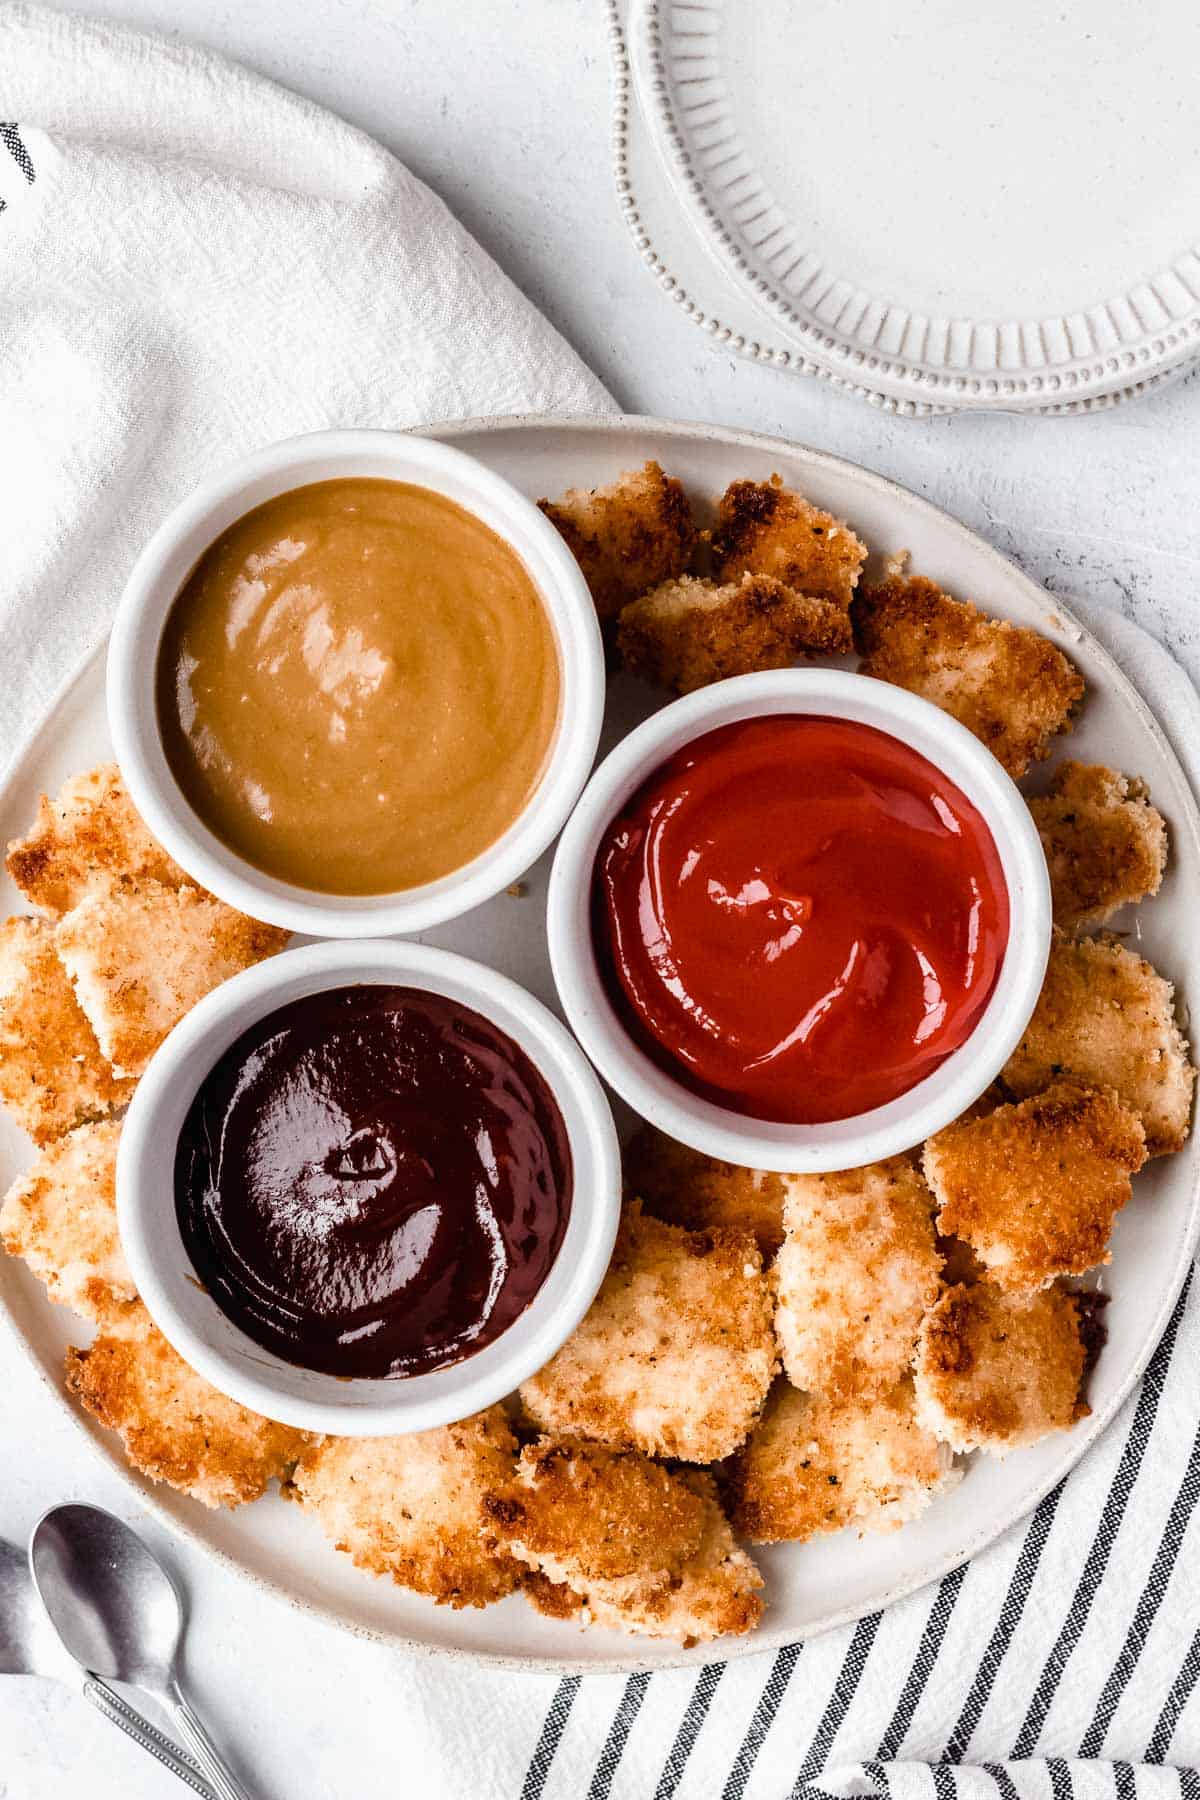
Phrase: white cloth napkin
[
  {"left": 0, "top": 0, "right": 611, "bottom": 778},
  {"left": 2, "top": 10, "right": 1198, "bottom": 1799}
]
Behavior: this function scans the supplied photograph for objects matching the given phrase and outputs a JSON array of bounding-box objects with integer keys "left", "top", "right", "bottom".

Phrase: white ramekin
[
  {"left": 107, "top": 430, "right": 604, "bottom": 937},
  {"left": 117, "top": 941, "right": 620, "bottom": 1436},
  {"left": 548, "top": 668, "right": 1052, "bottom": 1174}
]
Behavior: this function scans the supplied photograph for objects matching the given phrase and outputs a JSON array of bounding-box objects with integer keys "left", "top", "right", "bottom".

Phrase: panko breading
[
  {"left": 0, "top": 916, "right": 132, "bottom": 1144},
  {"left": 56, "top": 878, "right": 290, "bottom": 1079},
  {"left": 486, "top": 1439, "right": 763, "bottom": 1645},
  {"left": 726, "top": 1379, "right": 957, "bottom": 1544},
  {"left": 924, "top": 1082, "right": 1146, "bottom": 1292},
  {"left": 0, "top": 1118, "right": 133, "bottom": 1321},
  {"left": 1003, "top": 932, "right": 1194, "bottom": 1156},
  {"left": 617, "top": 571, "right": 852, "bottom": 695},
  {"left": 914, "top": 1283, "right": 1090, "bottom": 1455},
  {"left": 852, "top": 572, "right": 1084, "bottom": 777},
  {"left": 65, "top": 1304, "right": 307, "bottom": 1507},
  {"left": 711, "top": 476, "right": 867, "bottom": 610},
  {"left": 623, "top": 1124, "right": 786, "bottom": 1256},
  {"left": 772, "top": 1157, "right": 942, "bottom": 1400},
  {"left": 519, "top": 1201, "right": 776, "bottom": 1462},
  {"left": 6, "top": 763, "right": 185, "bottom": 918},
  {"left": 538, "top": 462, "right": 696, "bottom": 626},
  {"left": 1029, "top": 762, "right": 1167, "bottom": 931},
  {"left": 288, "top": 1410, "right": 521, "bottom": 1608}
]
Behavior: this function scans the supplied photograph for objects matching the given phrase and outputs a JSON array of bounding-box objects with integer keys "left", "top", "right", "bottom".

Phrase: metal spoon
[
  {"left": 1, "top": 1535, "right": 214, "bottom": 1796},
  {"left": 30, "top": 1505, "right": 251, "bottom": 1800}
]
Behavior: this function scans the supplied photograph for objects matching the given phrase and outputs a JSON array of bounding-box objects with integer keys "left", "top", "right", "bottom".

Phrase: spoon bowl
[
  {"left": 31, "top": 1504, "right": 251, "bottom": 1800},
  {"left": 2, "top": 1530, "right": 212, "bottom": 1794}
]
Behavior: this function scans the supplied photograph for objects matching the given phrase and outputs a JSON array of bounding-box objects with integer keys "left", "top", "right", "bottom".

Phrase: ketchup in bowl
[{"left": 593, "top": 715, "right": 1009, "bottom": 1124}]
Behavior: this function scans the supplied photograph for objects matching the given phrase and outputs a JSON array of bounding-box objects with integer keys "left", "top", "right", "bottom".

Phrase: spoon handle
[
  {"left": 83, "top": 1677, "right": 216, "bottom": 1798},
  {"left": 168, "top": 1683, "right": 252, "bottom": 1800}
]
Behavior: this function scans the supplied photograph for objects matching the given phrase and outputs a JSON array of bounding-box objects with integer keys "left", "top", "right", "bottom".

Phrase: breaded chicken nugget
[
  {"left": 726, "top": 1379, "right": 956, "bottom": 1544},
  {"left": 288, "top": 1410, "right": 521, "bottom": 1608},
  {"left": 617, "top": 571, "right": 852, "bottom": 696},
  {"left": 711, "top": 476, "right": 867, "bottom": 610},
  {"left": 519, "top": 1201, "right": 776, "bottom": 1462},
  {"left": 6, "top": 764, "right": 185, "bottom": 918},
  {"left": 924, "top": 1082, "right": 1145, "bottom": 1292},
  {"left": 1029, "top": 762, "right": 1167, "bottom": 931},
  {"left": 914, "top": 1282, "right": 1090, "bottom": 1454},
  {"left": 1003, "top": 932, "right": 1194, "bottom": 1156},
  {"left": 66, "top": 1304, "right": 307, "bottom": 1507},
  {"left": 486, "top": 1438, "right": 763, "bottom": 1645},
  {"left": 772, "top": 1157, "right": 942, "bottom": 1400},
  {"left": 852, "top": 572, "right": 1083, "bottom": 777},
  {"left": 538, "top": 462, "right": 697, "bottom": 626},
  {"left": 56, "top": 878, "right": 290, "bottom": 1079},
  {"left": 623, "top": 1124, "right": 786, "bottom": 1256},
  {"left": 0, "top": 916, "right": 132, "bottom": 1144},
  {"left": 1, "top": 1118, "right": 133, "bottom": 1321}
]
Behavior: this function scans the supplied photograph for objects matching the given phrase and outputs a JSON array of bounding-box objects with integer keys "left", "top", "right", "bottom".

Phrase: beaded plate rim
[{"left": 612, "top": 0, "right": 1200, "bottom": 415}]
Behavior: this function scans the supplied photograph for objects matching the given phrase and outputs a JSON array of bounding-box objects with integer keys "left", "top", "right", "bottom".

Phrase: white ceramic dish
[
  {"left": 624, "top": 0, "right": 1200, "bottom": 413},
  {"left": 2, "top": 415, "right": 1198, "bottom": 1673},
  {"left": 549, "top": 668, "right": 1050, "bottom": 1172},
  {"left": 118, "top": 940, "right": 620, "bottom": 1437},
  {"left": 107, "top": 429, "right": 605, "bottom": 938}
]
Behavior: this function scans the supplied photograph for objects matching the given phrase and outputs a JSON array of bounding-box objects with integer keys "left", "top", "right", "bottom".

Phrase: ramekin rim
[
  {"left": 547, "top": 667, "right": 1051, "bottom": 1174},
  {"left": 116, "top": 939, "right": 621, "bottom": 1435}
]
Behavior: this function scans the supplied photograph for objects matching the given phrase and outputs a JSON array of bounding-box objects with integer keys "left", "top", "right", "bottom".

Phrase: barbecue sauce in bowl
[{"left": 174, "top": 984, "right": 572, "bottom": 1378}]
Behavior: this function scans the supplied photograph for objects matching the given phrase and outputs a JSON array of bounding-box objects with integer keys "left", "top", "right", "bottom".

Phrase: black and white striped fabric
[
  {"left": 510, "top": 1270, "right": 1198, "bottom": 1800},
  {"left": 0, "top": 122, "right": 36, "bottom": 213}
]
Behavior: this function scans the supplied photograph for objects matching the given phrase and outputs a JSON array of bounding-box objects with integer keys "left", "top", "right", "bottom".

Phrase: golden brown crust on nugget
[
  {"left": 623, "top": 1124, "right": 786, "bottom": 1257},
  {"left": 1029, "top": 762, "right": 1167, "bottom": 931},
  {"left": 617, "top": 572, "right": 852, "bottom": 695},
  {"left": 6, "top": 764, "right": 185, "bottom": 918},
  {"left": 288, "top": 1411, "right": 521, "bottom": 1607},
  {"left": 914, "top": 1283, "right": 1089, "bottom": 1454},
  {"left": 726, "top": 1379, "right": 956, "bottom": 1544},
  {"left": 483, "top": 1436, "right": 707, "bottom": 1583},
  {"left": 66, "top": 1304, "right": 307, "bottom": 1507},
  {"left": 1003, "top": 932, "right": 1194, "bottom": 1155},
  {"left": 538, "top": 462, "right": 697, "bottom": 625},
  {"left": 0, "top": 916, "right": 132, "bottom": 1143},
  {"left": 852, "top": 573, "right": 1084, "bottom": 777},
  {"left": 924, "top": 1082, "right": 1146, "bottom": 1292},
  {"left": 485, "top": 1440, "right": 763, "bottom": 1644},
  {"left": 519, "top": 1200, "right": 777, "bottom": 1462},
  {"left": 711, "top": 476, "right": 867, "bottom": 609},
  {"left": 1, "top": 1118, "right": 133, "bottom": 1321},
  {"left": 56, "top": 878, "right": 290, "bottom": 1079},
  {"left": 773, "top": 1158, "right": 942, "bottom": 1400}
]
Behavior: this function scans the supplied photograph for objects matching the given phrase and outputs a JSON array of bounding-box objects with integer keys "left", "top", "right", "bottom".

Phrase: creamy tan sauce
[{"left": 157, "top": 478, "right": 560, "bottom": 895}]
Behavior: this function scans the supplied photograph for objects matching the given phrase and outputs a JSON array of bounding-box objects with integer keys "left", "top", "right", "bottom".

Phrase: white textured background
[{"left": 5, "top": 2, "right": 1200, "bottom": 1795}]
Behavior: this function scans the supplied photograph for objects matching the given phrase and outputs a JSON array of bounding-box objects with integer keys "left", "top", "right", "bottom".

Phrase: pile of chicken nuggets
[{"left": 0, "top": 461, "right": 1194, "bottom": 1649}]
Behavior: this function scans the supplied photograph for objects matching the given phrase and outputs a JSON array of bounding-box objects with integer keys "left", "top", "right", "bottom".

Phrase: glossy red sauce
[
  {"left": 593, "top": 715, "right": 1009, "bottom": 1124},
  {"left": 175, "top": 985, "right": 572, "bottom": 1378}
]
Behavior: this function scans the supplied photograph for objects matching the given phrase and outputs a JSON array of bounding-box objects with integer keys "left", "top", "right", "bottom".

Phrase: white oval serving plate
[
  {"left": 2, "top": 415, "right": 1197, "bottom": 1673},
  {"left": 628, "top": 0, "right": 1200, "bottom": 412}
]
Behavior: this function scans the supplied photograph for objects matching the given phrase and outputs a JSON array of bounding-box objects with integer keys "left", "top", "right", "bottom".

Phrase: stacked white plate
[{"left": 617, "top": 0, "right": 1200, "bottom": 414}]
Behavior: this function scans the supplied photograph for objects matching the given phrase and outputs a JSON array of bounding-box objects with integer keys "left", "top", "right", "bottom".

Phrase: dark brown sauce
[{"left": 175, "top": 985, "right": 572, "bottom": 1379}]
